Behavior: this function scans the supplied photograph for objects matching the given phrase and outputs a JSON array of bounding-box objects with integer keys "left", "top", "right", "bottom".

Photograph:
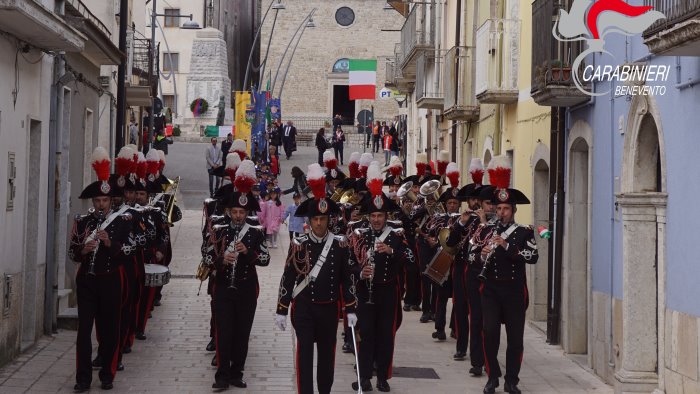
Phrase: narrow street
[{"left": 0, "top": 143, "right": 611, "bottom": 393}]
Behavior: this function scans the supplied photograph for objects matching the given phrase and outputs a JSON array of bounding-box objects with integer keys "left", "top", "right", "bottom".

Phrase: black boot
[
  {"left": 469, "top": 366, "right": 484, "bottom": 376},
  {"left": 211, "top": 355, "right": 218, "bottom": 366},
  {"left": 453, "top": 351, "right": 466, "bottom": 361},
  {"left": 212, "top": 380, "right": 229, "bottom": 390},
  {"left": 73, "top": 382, "right": 90, "bottom": 393},
  {"left": 230, "top": 378, "right": 247, "bottom": 388},
  {"left": 100, "top": 381, "right": 113, "bottom": 390},
  {"left": 92, "top": 355, "right": 102, "bottom": 369},
  {"left": 376, "top": 379, "right": 391, "bottom": 392},
  {"left": 504, "top": 381, "right": 522, "bottom": 394},
  {"left": 483, "top": 378, "right": 499, "bottom": 394},
  {"left": 135, "top": 332, "right": 146, "bottom": 340},
  {"left": 206, "top": 338, "right": 216, "bottom": 352},
  {"left": 352, "top": 379, "right": 373, "bottom": 392},
  {"left": 419, "top": 312, "right": 431, "bottom": 323},
  {"left": 431, "top": 330, "right": 446, "bottom": 341}
]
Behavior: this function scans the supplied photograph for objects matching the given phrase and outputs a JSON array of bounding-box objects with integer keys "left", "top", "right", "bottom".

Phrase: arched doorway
[
  {"left": 529, "top": 142, "right": 550, "bottom": 323},
  {"left": 615, "top": 96, "right": 667, "bottom": 394},
  {"left": 564, "top": 136, "right": 590, "bottom": 355}
]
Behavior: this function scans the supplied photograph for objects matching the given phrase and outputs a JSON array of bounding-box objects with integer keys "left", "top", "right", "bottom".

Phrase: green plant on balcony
[{"left": 549, "top": 59, "right": 571, "bottom": 82}]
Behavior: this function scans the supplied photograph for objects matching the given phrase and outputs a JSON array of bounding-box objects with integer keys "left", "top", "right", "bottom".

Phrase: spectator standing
[
  {"left": 282, "top": 193, "right": 305, "bottom": 239},
  {"left": 270, "top": 121, "right": 282, "bottom": 158},
  {"left": 332, "top": 114, "right": 343, "bottom": 132},
  {"left": 206, "top": 137, "right": 223, "bottom": 197},
  {"left": 152, "top": 129, "right": 172, "bottom": 154},
  {"left": 221, "top": 133, "right": 233, "bottom": 166},
  {"left": 372, "top": 121, "right": 381, "bottom": 153},
  {"left": 390, "top": 128, "right": 401, "bottom": 159},
  {"left": 282, "top": 121, "right": 297, "bottom": 159},
  {"left": 283, "top": 166, "right": 308, "bottom": 200},
  {"left": 383, "top": 129, "right": 393, "bottom": 166},
  {"left": 315, "top": 128, "right": 329, "bottom": 166},
  {"left": 332, "top": 127, "right": 346, "bottom": 165},
  {"left": 259, "top": 188, "right": 285, "bottom": 248},
  {"left": 269, "top": 146, "right": 280, "bottom": 176},
  {"left": 129, "top": 122, "right": 138, "bottom": 144}
]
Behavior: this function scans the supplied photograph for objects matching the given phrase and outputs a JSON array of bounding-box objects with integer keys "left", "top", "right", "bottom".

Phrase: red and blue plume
[
  {"left": 91, "top": 147, "right": 111, "bottom": 182},
  {"left": 446, "top": 162, "right": 459, "bottom": 188},
  {"left": 307, "top": 163, "right": 326, "bottom": 200},
  {"left": 437, "top": 150, "right": 450, "bottom": 176},
  {"left": 234, "top": 159, "right": 256, "bottom": 193},
  {"left": 115, "top": 146, "right": 134, "bottom": 177},
  {"left": 349, "top": 152, "right": 361, "bottom": 178},
  {"left": 323, "top": 150, "right": 337, "bottom": 170},
  {"left": 366, "top": 163, "right": 384, "bottom": 198},
  {"left": 487, "top": 156, "right": 511, "bottom": 190},
  {"left": 469, "top": 158, "right": 484, "bottom": 185}
]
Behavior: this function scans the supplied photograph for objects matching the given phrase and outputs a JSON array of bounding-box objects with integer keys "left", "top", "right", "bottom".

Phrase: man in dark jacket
[{"left": 281, "top": 120, "right": 297, "bottom": 159}]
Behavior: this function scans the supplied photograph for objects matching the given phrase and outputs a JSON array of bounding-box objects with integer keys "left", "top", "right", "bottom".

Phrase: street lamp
[
  {"left": 270, "top": 8, "right": 317, "bottom": 96},
  {"left": 277, "top": 15, "right": 317, "bottom": 100},
  {"left": 146, "top": 0, "right": 200, "bottom": 152},
  {"left": 242, "top": 0, "right": 286, "bottom": 92}
]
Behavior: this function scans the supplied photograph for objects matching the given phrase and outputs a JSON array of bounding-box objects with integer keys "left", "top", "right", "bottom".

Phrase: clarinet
[
  {"left": 478, "top": 230, "right": 499, "bottom": 281},
  {"left": 226, "top": 227, "right": 241, "bottom": 289},
  {"left": 366, "top": 232, "right": 376, "bottom": 305},
  {"left": 88, "top": 209, "right": 106, "bottom": 275}
]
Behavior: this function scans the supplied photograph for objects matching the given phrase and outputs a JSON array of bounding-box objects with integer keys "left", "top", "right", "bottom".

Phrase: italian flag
[{"left": 349, "top": 59, "right": 377, "bottom": 100}]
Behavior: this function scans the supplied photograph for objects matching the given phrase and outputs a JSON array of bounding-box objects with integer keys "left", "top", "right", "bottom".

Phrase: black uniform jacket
[
  {"left": 351, "top": 227, "right": 408, "bottom": 285},
  {"left": 470, "top": 222, "right": 539, "bottom": 282},
  {"left": 69, "top": 210, "right": 139, "bottom": 274},
  {"left": 277, "top": 233, "right": 358, "bottom": 316},
  {"left": 205, "top": 217, "right": 270, "bottom": 286}
]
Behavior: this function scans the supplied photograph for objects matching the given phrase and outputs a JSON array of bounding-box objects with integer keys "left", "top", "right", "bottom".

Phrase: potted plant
[
  {"left": 172, "top": 125, "right": 181, "bottom": 137},
  {"left": 549, "top": 60, "right": 571, "bottom": 82}
]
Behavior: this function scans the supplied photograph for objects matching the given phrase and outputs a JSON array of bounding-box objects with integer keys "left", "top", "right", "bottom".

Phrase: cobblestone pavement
[{"left": 0, "top": 144, "right": 613, "bottom": 393}]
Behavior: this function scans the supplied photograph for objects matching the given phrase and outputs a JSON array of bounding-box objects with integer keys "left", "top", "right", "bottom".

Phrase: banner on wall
[{"left": 234, "top": 91, "right": 252, "bottom": 156}]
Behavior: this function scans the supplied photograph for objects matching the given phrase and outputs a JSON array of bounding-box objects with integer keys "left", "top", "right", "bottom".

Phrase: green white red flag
[{"left": 348, "top": 59, "right": 377, "bottom": 100}]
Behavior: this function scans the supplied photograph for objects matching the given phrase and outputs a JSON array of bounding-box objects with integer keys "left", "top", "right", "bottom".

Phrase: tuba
[
  {"left": 397, "top": 181, "right": 417, "bottom": 203},
  {"left": 339, "top": 188, "right": 361, "bottom": 206},
  {"left": 419, "top": 179, "right": 445, "bottom": 215}
]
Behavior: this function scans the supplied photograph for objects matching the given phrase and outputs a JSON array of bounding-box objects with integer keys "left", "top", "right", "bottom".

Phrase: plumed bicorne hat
[
  {"left": 383, "top": 156, "right": 403, "bottom": 186},
  {"left": 439, "top": 162, "right": 464, "bottom": 202},
  {"left": 458, "top": 158, "right": 485, "bottom": 199},
  {"left": 487, "top": 156, "right": 530, "bottom": 205},
  {"left": 79, "top": 147, "right": 113, "bottom": 199},
  {"left": 295, "top": 163, "right": 340, "bottom": 217},
  {"left": 360, "top": 163, "right": 401, "bottom": 214},
  {"left": 224, "top": 159, "right": 260, "bottom": 211},
  {"left": 323, "top": 151, "right": 346, "bottom": 182}
]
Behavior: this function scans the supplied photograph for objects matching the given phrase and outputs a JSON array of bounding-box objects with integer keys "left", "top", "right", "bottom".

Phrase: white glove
[
  {"left": 275, "top": 314, "right": 287, "bottom": 331},
  {"left": 347, "top": 313, "right": 358, "bottom": 327}
]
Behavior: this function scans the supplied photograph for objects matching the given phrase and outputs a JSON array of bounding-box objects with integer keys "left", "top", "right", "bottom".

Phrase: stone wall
[
  {"left": 260, "top": 0, "right": 403, "bottom": 121},
  {"left": 664, "top": 308, "right": 700, "bottom": 393}
]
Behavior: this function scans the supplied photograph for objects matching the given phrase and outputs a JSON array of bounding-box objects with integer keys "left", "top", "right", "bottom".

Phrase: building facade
[{"left": 260, "top": 0, "right": 403, "bottom": 124}]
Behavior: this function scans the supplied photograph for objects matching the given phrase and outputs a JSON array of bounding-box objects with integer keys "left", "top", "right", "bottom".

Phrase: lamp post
[
  {"left": 146, "top": 0, "right": 200, "bottom": 152},
  {"left": 242, "top": 0, "right": 285, "bottom": 92},
  {"left": 271, "top": 8, "right": 317, "bottom": 96},
  {"left": 277, "top": 16, "right": 316, "bottom": 100}
]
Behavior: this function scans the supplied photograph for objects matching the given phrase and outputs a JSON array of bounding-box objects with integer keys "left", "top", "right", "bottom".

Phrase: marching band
[{"left": 70, "top": 140, "right": 537, "bottom": 394}]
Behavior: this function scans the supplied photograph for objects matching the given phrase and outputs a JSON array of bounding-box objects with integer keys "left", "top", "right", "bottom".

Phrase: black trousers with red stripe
[
  {"left": 214, "top": 278, "right": 258, "bottom": 384},
  {"left": 466, "top": 267, "right": 485, "bottom": 368},
  {"left": 357, "top": 281, "right": 399, "bottom": 381},
  {"left": 481, "top": 280, "right": 527, "bottom": 384},
  {"left": 75, "top": 266, "right": 123, "bottom": 385},
  {"left": 452, "top": 261, "right": 468, "bottom": 353},
  {"left": 118, "top": 260, "right": 137, "bottom": 362},
  {"left": 434, "top": 276, "right": 452, "bottom": 332},
  {"left": 291, "top": 299, "right": 339, "bottom": 394},
  {"left": 417, "top": 242, "right": 438, "bottom": 314},
  {"left": 403, "top": 245, "right": 422, "bottom": 306}
]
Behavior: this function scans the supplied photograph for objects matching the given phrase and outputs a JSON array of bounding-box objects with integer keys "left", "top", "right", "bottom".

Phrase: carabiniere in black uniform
[
  {"left": 276, "top": 193, "right": 357, "bottom": 394},
  {"left": 207, "top": 189, "right": 269, "bottom": 389},
  {"left": 70, "top": 164, "right": 137, "bottom": 392},
  {"left": 472, "top": 180, "right": 538, "bottom": 394}
]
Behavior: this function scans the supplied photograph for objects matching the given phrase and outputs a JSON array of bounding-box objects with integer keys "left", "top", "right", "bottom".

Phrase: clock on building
[{"left": 335, "top": 7, "right": 355, "bottom": 27}]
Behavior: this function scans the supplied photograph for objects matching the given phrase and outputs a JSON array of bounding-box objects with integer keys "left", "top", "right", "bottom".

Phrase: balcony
[
  {"left": 393, "top": 43, "right": 414, "bottom": 93},
  {"left": 530, "top": 0, "right": 590, "bottom": 107},
  {"left": 126, "top": 29, "right": 156, "bottom": 106},
  {"left": 65, "top": 0, "right": 123, "bottom": 65},
  {"left": 0, "top": 0, "right": 84, "bottom": 52},
  {"left": 643, "top": 0, "right": 700, "bottom": 56},
  {"left": 415, "top": 52, "right": 443, "bottom": 109},
  {"left": 385, "top": 60, "right": 396, "bottom": 88},
  {"left": 400, "top": 4, "right": 434, "bottom": 79},
  {"left": 443, "top": 46, "right": 479, "bottom": 122},
  {"left": 476, "top": 18, "right": 521, "bottom": 105}
]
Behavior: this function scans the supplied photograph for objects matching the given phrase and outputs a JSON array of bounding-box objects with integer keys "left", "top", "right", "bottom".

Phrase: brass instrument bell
[
  {"left": 438, "top": 227, "right": 458, "bottom": 255},
  {"left": 397, "top": 181, "right": 417, "bottom": 202}
]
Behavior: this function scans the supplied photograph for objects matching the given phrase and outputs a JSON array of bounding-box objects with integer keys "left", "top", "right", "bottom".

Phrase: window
[
  {"left": 163, "top": 53, "right": 179, "bottom": 72},
  {"left": 162, "top": 94, "right": 176, "bottom": 113},
  {"left": 335, "top": 7, "right": 355, "bottom": 27},
  {"left": 164, "top": 9, "right": 180, "bottom": 27},
  {"left": 332, "top": 58, "right": 350, "bottom": 73}
]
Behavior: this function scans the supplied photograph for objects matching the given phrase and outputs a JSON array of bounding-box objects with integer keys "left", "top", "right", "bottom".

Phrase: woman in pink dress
[{"left": 259, "top": 188, "right": 285, "bottom": 248}]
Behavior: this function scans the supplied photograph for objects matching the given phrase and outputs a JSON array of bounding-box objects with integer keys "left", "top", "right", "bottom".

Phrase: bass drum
[{"left": 423, "top": 247, "right": 454, "bottom": 285}]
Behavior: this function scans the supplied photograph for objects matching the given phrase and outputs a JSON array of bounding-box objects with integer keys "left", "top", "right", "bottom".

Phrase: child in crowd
[
  {"left": 282, "top": 193, "right": 305, "bottom": 240},
  {"left": 269, "top": 145, "right": 280, "bottom": 176},
  {"left": 259, "top": 187, "right": 285, "bottom": 248}
]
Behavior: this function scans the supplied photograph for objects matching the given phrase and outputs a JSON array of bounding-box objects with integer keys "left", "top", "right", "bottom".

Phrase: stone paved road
[{"left": 0, "top": 143, "right": 613, "bottom": 393}]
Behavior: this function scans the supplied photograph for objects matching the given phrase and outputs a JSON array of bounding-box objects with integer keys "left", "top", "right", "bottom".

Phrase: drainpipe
[
  {"left": 451, "top": 0, "right": 461, "bottom": 162},
  {"left": 608, "top": 80, "right": 616, "bottom": 368},
  {"left": 547, "top": 106, "right": 565, "bottom": 345},
  {"left": 433, "top": 0, "right": 441, "bottom": 101}
]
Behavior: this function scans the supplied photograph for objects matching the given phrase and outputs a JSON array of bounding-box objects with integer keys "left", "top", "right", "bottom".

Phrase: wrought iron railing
[
  {"left": 443, "top": 46, "right": 476, "bottom": 111},
  {"left": 643, "top": 0, "right": 700, "bottom": 37},
  {"left": 475, "top": 18, "right": 521, "bottom": 96},
  {"left": 415, "top": 52, "right": 443, "bottom": 101},
  {"left": 401, "top": 4, "right": 433, "bottom": 63},
  {"left": 531, "top": 0, "right": 586, "bottom": 91},
  {"left": 65, "top": 0, "right": 111, "bottom": 39}
]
